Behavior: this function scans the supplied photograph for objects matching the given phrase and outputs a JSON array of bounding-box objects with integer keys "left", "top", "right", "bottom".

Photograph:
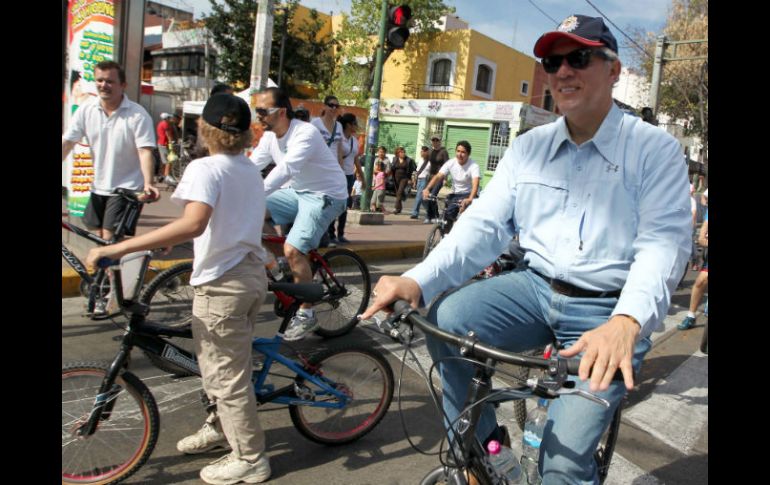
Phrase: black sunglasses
[
  {"left": 326, "top": 102, "right": 340, "bottom": 109},
  {"left": 541, "top": 48, "right": 608, "bottom": 74}
]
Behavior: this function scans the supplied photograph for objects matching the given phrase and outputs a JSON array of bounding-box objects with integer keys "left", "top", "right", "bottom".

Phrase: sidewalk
[{"left": 62, "top": 186, "right": 436, "bottom": 297}]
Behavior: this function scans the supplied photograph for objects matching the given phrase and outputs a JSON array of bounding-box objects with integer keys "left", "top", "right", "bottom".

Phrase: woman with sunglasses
[{"left": 310, "top": 95, "right": 344, "bottom": 170}]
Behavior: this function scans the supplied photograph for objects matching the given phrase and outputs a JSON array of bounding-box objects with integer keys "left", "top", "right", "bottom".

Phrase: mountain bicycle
[
  {"left": 375, "top": 300, "right": 624, "bottom": 485},
  {"left": 62, "top": 254, "right": 394, "bottom": 485},
  {"left": 62, "top": 188, "right": 192, "bottom": 320}
]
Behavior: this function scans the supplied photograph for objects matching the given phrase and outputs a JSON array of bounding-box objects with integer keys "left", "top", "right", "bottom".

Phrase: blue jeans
[
  {"left": 425, "top": 268, "right": 651, "bottom": 484},
  {"left": 410, "top": 178, "right": 428, "bottom": 217}
]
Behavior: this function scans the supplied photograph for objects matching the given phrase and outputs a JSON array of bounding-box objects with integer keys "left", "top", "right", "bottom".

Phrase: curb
[{"left": 62, "top": 243, "right": 425, "bottom": 298}]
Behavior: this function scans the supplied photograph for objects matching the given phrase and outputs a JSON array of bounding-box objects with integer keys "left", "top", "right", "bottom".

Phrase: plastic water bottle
[
  {"left": 521, "top": 399, "right": 549, "bottom": 485},
  {"left": 487, "top": 440, "right": 523, "bottom": 483},
  {"left": 268, "top": 256, "right": 291, "bottom": 281}
]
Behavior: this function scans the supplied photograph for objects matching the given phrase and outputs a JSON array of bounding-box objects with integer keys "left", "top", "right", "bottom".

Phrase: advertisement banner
[{"left": 64, "top": 0, "right": 115, "bottom": 216}]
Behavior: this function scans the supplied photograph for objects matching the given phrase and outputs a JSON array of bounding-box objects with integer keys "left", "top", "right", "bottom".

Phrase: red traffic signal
[{"left": 387, "top": 5, "right": 412, "bottom": 49}]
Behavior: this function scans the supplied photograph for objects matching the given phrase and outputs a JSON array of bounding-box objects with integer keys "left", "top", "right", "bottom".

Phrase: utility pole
[
  {"left": 360, "top": 0, "right": 389, "bottom": 212},
  {"left": 277, "top": 8, "right": 289, "bottom": 87},
  {"left": 251, "top": 0, "right": 274, "bottom": 95},
  {"left": 649, "top": 35, "right": 666, "bottom": 117}
]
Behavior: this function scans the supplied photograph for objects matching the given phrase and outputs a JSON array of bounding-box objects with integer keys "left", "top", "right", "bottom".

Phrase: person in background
[
  {"left": 210, "top": 83, "right": 234, "bottom": 96},
  {"left": 679, "top": 189, "right": 708, "bottom": 330},
  {"left": 87, "top": 93, "right": 273, "bottom": 485},
  {"left": 410, "top": 146, "right": 431, "bottom": 220},
  {"left": 328, "top": 113, "right": 364, "bottom": 244},
  {"left": 424, "top": 134, "right": 449, "bottom": 224},
  {"left": 370, "top": 161, "right": 388, "bottom": 213},
  {"left": 294, "top": 104, "right": 310, "bottom": 122},
  {"left": 157, "top": 112, "right": 180, "bottom": 186},
  {"left": 390, "top": 146, "right": 416, "bottom": 214}
]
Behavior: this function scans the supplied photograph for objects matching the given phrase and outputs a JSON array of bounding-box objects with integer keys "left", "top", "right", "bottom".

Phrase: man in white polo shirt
[
  {"left": 422, "top": 140, "right": 480, "bottom": 229},
  {"left": 62, "top": 60, "right": 159, "bottom": 241},
  {"left": 250, "top": 87, "right": 348, "bottom": 341}
]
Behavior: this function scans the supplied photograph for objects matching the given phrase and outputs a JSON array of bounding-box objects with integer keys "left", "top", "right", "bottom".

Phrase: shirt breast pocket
[{"left": 513, "top": 174, "right": 568, "bottom": 235}]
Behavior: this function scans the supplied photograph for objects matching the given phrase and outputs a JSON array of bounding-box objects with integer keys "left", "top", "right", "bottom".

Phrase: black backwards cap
[
  {"left": 534, "top": 15, "right": 618, "bottom": 58},
  {"left": 202, "top": 94, "right": 251, "bottom": 134}
]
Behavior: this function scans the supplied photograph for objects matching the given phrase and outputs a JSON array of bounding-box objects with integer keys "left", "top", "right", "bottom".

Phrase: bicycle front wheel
[
  {"left": 139, "top": 262, "right": 196, "bottom": 376},
  {"left": 289, "top": 346, "right": 394, "bottom": 445},
  {"left": 312, "top": 248, "right": 371, "bottom": 338},
  {"left": 62, "top": 362, "right": 159, "bottom": 485},
  {"left": 423, "top": 225, "right": 443, "bottom": 259}
]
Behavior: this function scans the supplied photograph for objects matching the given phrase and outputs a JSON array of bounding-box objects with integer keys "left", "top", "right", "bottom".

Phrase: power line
[
  {"left": 583, "top": 0, "right": 652, "bottom": 58},
  {"left": 527, "top": 0, "right": 560, "bottom": 26}
]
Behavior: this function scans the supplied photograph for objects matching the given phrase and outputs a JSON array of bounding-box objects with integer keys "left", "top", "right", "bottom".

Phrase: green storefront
[{"left": 378, "top": 100, "right": 558, "bottom": 189}]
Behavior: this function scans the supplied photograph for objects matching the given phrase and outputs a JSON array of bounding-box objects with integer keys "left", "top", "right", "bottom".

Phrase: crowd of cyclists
[{"left": 63, "top": 12, "right": 706, "bottom": 484}]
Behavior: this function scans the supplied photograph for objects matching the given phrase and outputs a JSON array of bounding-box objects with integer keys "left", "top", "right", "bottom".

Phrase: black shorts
[{"left": 82, "top": 193, "right": 142, "bottom": 237}]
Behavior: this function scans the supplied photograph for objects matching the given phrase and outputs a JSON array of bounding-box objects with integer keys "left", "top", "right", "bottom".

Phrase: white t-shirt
[
  {"left": 171, "top": 153, "right": 267, "bottom": 286},
  {"left": 310, "top": 117, "right": 343, "bottom": 162},
  {"left": 439, "top": 157, "right": 480, "bottom": 194},
  {"left": 339, "top": 134, "right": 359, "bottom": 176},
  {"left": 250, "top": 119, "right": 348, "bottom": 200},
  {"left": 416, "top": 158, "right": 430, "bottom": 179},
  {"left": 63, "top": 95, "right": 156, "bottom": 195}
]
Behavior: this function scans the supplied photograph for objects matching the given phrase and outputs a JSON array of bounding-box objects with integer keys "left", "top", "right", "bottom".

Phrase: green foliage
[
  {"left": 203, "top": 0, "right": 334, "bottom": 95},
  {"left": 331, "top": 0, "right": 454, "bottom": 106},
  {"left": 628, "top": 0, "right": 707, "bottom": 153}
]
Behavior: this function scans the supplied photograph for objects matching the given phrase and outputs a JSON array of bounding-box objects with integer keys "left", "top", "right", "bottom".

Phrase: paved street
[{"left": 62, "top": 257, "right": 707, "bottom": 484}]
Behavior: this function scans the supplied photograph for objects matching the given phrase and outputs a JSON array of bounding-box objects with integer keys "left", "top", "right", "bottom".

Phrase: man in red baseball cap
[{"left": 362, "top": 13, "right": 692, "bottom": 484}]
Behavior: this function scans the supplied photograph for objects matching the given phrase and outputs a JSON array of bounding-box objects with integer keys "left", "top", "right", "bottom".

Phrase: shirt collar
[
  {"left": 98, "top": 94, "right": 130, "bottom": 114},
  {"left": 547, "top": 103, "right": 623, "bottom": 163}
]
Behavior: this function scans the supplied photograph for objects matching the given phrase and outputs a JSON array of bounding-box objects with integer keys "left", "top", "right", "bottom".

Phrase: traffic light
[{"left": 387, "top": 5, "right": 412, "bottom": 49}]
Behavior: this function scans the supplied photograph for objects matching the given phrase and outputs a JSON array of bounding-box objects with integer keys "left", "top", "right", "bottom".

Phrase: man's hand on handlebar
[
  {"left": 359, "top": 276, "right": 422, "bottom": 321},
  {"left": 141, "top": 184, "right": 161, "bottom": 202},
  {"left": 558, "top": 314, "right": 640, "bottom": 392}
]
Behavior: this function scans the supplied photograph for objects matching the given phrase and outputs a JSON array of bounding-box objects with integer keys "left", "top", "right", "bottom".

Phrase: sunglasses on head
[
  {"left": 255, "top": 107, "right": 280, "bottom": 118},
  {"left": 541, "top": 48, "right": 609, "bottom": 74}
]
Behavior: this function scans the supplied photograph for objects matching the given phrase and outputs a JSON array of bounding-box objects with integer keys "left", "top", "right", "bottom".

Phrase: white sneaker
[
  {"left": 177, "top": 421, "right": 230, "bottom": 455},
  {"left": 283, "top": 311, "right": 319, "bottom": 341},
  {"left": 200, "top": 452, "right": 271, "bottom": 485}
]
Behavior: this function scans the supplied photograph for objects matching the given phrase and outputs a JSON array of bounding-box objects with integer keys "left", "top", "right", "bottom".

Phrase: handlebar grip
[
  {"left": 393, "top": 299, "right": 413, "bottom": 316},
  {"left": 565, "top": 359, "right": 626, "bottom": 381}
]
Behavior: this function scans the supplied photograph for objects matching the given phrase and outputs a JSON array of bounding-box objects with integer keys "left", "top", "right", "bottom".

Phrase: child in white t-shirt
[{"left": 86, "top": 94, "right": 273, "bottom": 485}]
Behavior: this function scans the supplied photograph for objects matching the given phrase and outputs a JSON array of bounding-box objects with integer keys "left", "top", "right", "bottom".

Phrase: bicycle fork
[{"left": 76, "top": 346, "right": 132, "bottom": 437}]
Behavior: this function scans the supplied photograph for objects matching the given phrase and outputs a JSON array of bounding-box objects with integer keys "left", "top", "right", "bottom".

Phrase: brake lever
[{"left": 554, "top": 388, "right": 611, "bottom": 408}]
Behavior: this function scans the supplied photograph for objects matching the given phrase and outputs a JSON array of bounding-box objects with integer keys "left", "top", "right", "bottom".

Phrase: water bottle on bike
[
  {"left": 521, "top": 398, "right": 549, "bottom": 484},
  {"left": 487, "top": 439, "right": 523, "bottom": 483}
]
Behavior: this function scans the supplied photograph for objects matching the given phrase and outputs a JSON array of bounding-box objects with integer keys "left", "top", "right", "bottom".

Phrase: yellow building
[
  {"left": 374, "top": 15, "right": 543, "bottom": 187},
  {"left": 381, "top": 16, "right": 536, "bottom": 103}
]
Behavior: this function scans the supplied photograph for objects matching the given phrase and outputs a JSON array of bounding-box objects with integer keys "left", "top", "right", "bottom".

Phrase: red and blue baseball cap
[{"left": 534, "top": 15, "right": 618, "bottom": 58}]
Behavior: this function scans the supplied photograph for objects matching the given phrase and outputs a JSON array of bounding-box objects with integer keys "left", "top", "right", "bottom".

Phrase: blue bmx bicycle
[{"left": 62, "top": 254, "right": 393, "bottom": 485}]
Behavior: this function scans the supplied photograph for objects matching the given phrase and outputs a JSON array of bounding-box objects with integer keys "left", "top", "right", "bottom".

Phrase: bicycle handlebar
[
  {"left": 380, "top": 300, "right": 622, "bottom": 405},
  {"left": 113, "top": 187, "right": 159, "bottom": 204}
]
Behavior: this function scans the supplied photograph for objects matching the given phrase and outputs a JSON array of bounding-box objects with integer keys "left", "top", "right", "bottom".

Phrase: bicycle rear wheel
[
  {"left": 62, "top": 362, "right": 159, "bottom": 485},
  {"left": 312, "top": 248, "right": 371, "bottom": 338},
  {"left": 139, "top": 262, "right": 196, "bottom": 376},
  {"left": 423, "top": 225, "right": 443, "bottom": 259},
  {"left": 289, "top": 346, "right": 394, "bottom": 445}
]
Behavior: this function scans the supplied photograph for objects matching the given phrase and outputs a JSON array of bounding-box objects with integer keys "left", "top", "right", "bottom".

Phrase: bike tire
[
  {"left": 289, "top": 346, "right": 394, "bottom": 445},
  {"left": 138, "top": 262, "right": 196, "bottom": 376},
  {"left": 311, "top": 248, "right": 371, "bottom": 338},
  {"left": 423, "top": 225, "right": 443, "bottom": 260},
  {"left": 595, "top": 400, "right": 623, "bottom": 484},
  {"left": 62, "top": 362, "right": 159, "bottom": 485}
]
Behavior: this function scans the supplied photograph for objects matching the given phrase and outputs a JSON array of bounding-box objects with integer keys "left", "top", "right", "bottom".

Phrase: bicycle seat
[{"left": 268, "top": 282, "right": 325, "bottom": 303}]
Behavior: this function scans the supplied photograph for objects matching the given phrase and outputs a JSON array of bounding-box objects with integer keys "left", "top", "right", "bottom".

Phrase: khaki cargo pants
[{"left": 192, "top": 253, "right": 267, "bottom": 462}]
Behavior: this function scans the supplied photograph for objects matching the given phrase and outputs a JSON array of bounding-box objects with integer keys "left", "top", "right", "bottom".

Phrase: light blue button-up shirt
[{"left": 404, "top": 104, "right": 691, "bottom": 338}]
